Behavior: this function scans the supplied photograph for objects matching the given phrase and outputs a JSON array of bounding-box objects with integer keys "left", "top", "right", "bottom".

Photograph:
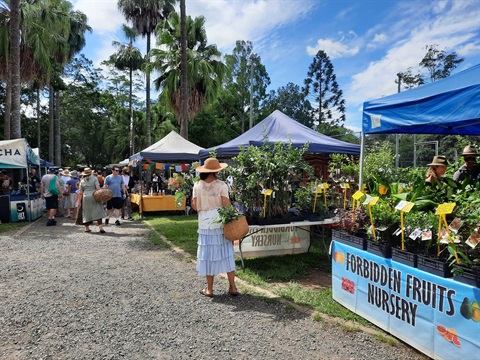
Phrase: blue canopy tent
[
  {"left": 362, "top": 64, "right": 480, "bottom": 135},
  {"left": 360, "top": 63, "right": 480, "bottom": 188},
  {"left": 199, "top": 110, "right": 360, "bottom": 159}
]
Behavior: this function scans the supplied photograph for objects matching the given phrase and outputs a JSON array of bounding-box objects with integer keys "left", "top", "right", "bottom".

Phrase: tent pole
[{"left": 359, "top": 131, "right": 365, "bottom": 191}]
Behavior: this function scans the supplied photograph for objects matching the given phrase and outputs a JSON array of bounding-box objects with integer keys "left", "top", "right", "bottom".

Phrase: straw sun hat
[
  {"left": 82, "top": 168, "right": 93, "bottom": 176},
  {"left": 427, "top": 155, "right": 448, "bottom": 166},
  {"left": 461, "top": 145, "right": 480, "bottom": 157},
  {"left": 195, "top": 158, "right": 228, "bottom": 173}
]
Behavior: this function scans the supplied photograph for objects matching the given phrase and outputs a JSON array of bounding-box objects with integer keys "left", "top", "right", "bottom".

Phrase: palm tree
[
  {"left": 9, "top": 0, "right": 20, "bottom": 139},
  {"left": 117, "top": 0, "right": 176, "bottom": 146},
  {"left": 108, "top": 24, "right": 144, "bottom": 156},
  {"left": 148, "top": 13, "right": 226, "bottom": 139}
]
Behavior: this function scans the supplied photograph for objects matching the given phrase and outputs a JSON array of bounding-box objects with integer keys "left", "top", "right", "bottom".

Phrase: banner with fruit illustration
[
  {"left": 332, "top": 240, "right": 480, "bottom": 359},
  {"left": 233, "top": 225, "right": 310, "bottom": 258}
]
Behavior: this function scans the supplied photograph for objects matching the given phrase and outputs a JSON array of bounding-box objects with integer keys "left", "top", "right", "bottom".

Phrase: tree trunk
[
  {"left": 9, "top": 0, "right": 21, "bottom": 139},
  {"left": 179, "top": 0, "right": 188, "bottom": 140},
  {"left": 54, "top": 91, "right": 61, "bottom": 166},
  {"left": 146, "top": 33, "right": 151, "bottom": 146},
  {"left": 4, "top": 76, "right": 11, "bottom": 140},
  {"left": 48, "top": 85, "right": 54, "bottom": 164},
  {"left": 36, "top": 86, "right": 41, "bottom": 158},
  {"left": 129, "top": 67, "right": 134, "bottom": 156}
]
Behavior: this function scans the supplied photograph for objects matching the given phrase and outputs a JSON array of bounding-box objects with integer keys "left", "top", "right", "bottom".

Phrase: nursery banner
[
  {"left": 234, "top": 225, "right": 310, "bottom": 258},
  {"left": 332, "top": 240, "right": 480, "bottom": 360}
]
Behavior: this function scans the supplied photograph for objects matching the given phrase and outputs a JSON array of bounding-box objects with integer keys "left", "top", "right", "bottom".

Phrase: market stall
[
  {"left": 332, "top": 64, "right": 480, "bottom": 359},
  {"left": 0, "top": 139, "right": 42, "bottom": 223},
  {"left": 129, "top": 131, "right": 203, "bottom": 215},
  {"left": 199, "top": 110, "right": 361, "bottom": 159},
  {"left": 130, "top": 193, "right": 185, "bottom": 213}
]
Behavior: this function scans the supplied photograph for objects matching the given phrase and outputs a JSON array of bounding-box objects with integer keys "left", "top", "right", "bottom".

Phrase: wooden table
[{"left": 130, "top": 194, "right": 186, "bottom": 214}]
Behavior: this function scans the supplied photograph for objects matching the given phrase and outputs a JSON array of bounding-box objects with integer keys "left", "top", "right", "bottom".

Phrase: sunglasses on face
[{"left": 465, "top": 157, "right": 477, "bottom": 162}]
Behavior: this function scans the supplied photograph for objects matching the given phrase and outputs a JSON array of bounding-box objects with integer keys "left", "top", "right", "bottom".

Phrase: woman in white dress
[{"left": 192, "top": 158, "right": 238, "bottom": 298}]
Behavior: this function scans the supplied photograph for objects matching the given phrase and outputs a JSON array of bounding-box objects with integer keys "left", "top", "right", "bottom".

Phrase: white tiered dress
[{"left": 193, "top": 179, "right": 236, "bottom": 276}]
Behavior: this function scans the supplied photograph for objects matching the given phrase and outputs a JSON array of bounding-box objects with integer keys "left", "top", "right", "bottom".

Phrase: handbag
[
  {"left": 63, "top": 184, "right": 71, "bottom": 196},
  {"left": 48, "top": 176, "right": 60, "bottom": 195},
  {"left": 223, "top": 216, "right": 249, "bottom": 241},
  {"left": 93, "top": 188, "right": 113, "bottom": 203}
]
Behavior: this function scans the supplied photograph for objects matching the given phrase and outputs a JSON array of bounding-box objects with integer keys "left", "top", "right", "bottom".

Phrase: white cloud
[
  {"left": 346, "top": 0, "right": 480, "bottom": 115},
  {"left": 186, "top": 0, "right": 317, "bottom": 52},
  {"left": 73, "top": 0, "right": 124, "bottom": 35},
  {"left": 368, "top": 33, "right": 388, "bottom": 48},
  {"left": 306, "top": 38, "right": 359, "bottom": 58}
]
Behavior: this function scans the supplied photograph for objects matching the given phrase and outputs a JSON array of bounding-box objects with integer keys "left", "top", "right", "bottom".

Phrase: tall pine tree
[{"left": 304, "top": 50, "right": 345, "bottom": 127}]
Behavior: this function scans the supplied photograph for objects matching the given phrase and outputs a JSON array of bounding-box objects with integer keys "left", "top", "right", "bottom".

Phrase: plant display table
[
  {"left": 332, "top": 237, "right": 480, "bottom": 360},
  {"left": 130, "top": 193, "right": 186, "bottom": 214},
  {"left": 235, "top": 218, "right": 338, "bottom": 270}
]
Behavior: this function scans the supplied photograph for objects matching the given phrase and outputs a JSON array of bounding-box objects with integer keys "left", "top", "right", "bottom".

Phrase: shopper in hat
[
  {"left": 191, "top": 158, "right": 238, "bottom": 298},
  {"left": 77, "top": 168, "right": 106, "bottom": 233},
  {"left": 40, "top": 167, "right": 63, "bottom": 226},
  {"left": 453, "top": 145, "right": 480, "bottom": 184},
  {"left": 425, "top": 155, "right": 448, "bottom": 184},
  {"left": 65, "top": 170, "right": 80, "bottom": 219}
]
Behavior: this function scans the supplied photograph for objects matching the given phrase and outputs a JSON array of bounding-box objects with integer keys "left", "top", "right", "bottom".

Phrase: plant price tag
[
  {"left": 435, "top": 202, "right": 456, "bottom": 215},
  {"left": 448, "top": 218, "right": 462, "bottom": 233},
  {"left": 395, "top": 200, "right": 414, "bottom": 212},
  {"left": 421, "top": 230, "right": 432, "bottom": 241},
  {"left": 409, "top": 229, "right": 422, "bottom": 240},
  {"left": 466, "top": 231, "right": 480, "bottom": 248},
  {"left": 352, "top": 190, "right": 365, "bottom": 201}
]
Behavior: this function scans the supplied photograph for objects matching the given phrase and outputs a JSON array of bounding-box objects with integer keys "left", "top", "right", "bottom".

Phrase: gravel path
[{"left": 0, "top": 216, "right": 427, "bottom": 360}]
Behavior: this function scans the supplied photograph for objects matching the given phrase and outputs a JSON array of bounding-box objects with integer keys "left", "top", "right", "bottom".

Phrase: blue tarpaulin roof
[
  {"left": 199, "top": 110, "right": 360, "bottom": 159},
  {"left": 362, "top": 64, "right": 480, "bottom": 135}
]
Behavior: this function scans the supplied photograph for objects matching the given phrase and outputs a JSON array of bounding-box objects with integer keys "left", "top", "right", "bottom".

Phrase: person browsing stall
[
  {"left": 453, "top": 145, "right": 480, "bottom": 184},
  {"left": 104, "top": 167, "right": 127, "bottom": 226},
  {"left": 78, "top": 168, "right": 106, "bottom": 233},
  {"left": 191, "top": 158, "right": 238, "bottom": 298},
  {"left": 425, "top": 156, "right": 448, "bottom": 185},
  {"left": 40, "top": 167, "right": 63, "bottom": 226}
]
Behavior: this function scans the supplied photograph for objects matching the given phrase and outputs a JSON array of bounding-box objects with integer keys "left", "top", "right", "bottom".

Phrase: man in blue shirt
[{"left": 104, "top": 167, "right": 127, "bottom": 225}]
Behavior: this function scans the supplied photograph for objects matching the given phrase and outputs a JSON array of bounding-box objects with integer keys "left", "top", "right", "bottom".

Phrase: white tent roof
[{"left": 130, "top": 130, "right": 204, "bottom": 162}]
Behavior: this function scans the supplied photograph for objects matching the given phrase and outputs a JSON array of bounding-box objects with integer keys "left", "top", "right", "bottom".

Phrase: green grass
[
  {"left": 143, "top": 213, "right": 198, "bottom": 256},
  {"left": 143, "top": 214, "right": 369, "bottom": 327},
  {"left": 0, "top": 221, "right": 29, "bottom": 234}
]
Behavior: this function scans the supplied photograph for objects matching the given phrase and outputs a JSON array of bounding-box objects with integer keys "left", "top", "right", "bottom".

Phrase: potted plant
[{"left": 228, "top": 140, "right": 313, "bottom": 225}]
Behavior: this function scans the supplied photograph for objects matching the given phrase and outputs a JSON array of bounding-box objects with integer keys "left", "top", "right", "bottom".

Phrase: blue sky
[{"left": 72, "top": 0, "right": 480, "bottom": 133}]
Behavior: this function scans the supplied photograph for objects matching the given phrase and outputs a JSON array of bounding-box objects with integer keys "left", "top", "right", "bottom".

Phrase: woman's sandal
[
  {"left": 228, "top": 289, "right": 239, "bottom": 297},
  {"left": 199, "top": 288, "right": 213, "bottom": 298},
  {"left": 99, "top": 229, "right": 106, "bottom": 233},
  {"left": 85, "top": 229, "right": 91, "bottom": 233}
]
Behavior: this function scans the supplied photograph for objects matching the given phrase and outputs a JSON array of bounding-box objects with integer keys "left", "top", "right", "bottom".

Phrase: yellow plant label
[
  {"left": 264, "top": 189, "right": 273, "bottom": 196},
  {"left": 395, "top": 200, "right": 414, "bottom": 212},
  {"left": 435, "top": 202, "right": 456, "bottom": 215},
  {"left": 352, "top": 190, "right": 365, "bottom": 201},
  {"left": 363, "top": 196, "right": 379, "bottom": 206}
]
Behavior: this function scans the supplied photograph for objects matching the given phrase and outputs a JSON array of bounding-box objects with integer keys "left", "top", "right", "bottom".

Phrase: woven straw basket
[
  {"left": 93, "top": 188, "right": 113, "bottom": 203},
  {"left": 223, "top": 216, "right": 249, "bottom": 241}
]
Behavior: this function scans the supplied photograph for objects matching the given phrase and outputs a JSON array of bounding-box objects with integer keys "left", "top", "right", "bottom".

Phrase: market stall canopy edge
[
  {"left": 199, "top": 110, "right": 361, "bottom": 159},
  {"left": 0, "top": 139, "right": 40, "bottom": 168},
  {"left": 362, "top": 64, "right": 480, "bottom": 135}
]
